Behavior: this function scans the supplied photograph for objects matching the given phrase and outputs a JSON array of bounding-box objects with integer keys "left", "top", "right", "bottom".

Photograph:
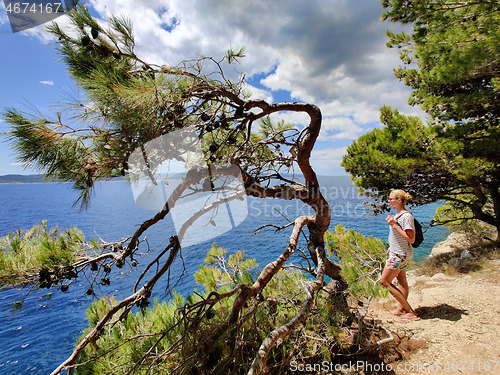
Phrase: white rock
[
  {"left": 429, "top": 232, "right": 471, "bottom": 258},
  {"left": 461, "top": 249, "right": 473, "bottom": 259}
]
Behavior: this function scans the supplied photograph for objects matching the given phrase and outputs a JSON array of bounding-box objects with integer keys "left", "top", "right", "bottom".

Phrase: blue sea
[{"left": 0, "top": 177, "right": 448, "bottom": 374}]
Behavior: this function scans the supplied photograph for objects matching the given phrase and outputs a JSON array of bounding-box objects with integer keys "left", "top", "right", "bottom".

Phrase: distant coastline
[
  {"left": 0, "top": 174, "right": 49, "bottom": 184},
  {"left": 0, "top": 174, "right": 129, "bottom": 184},
  {"left": 0, "top": 173, "right": 348, "bottom": 185}
]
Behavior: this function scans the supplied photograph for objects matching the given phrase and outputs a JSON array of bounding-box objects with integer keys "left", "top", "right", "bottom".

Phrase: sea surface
[{"left": 0, "top": 177, "right": 448, "bottom": 374}]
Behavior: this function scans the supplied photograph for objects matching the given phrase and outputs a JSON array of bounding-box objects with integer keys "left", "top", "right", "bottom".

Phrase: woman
[{"left": 380, "top": 189, "right": 419, "bottom": 322}]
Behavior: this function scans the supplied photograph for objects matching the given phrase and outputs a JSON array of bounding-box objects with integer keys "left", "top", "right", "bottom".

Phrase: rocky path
[{"left": 368, "top": 259, "right": 500, "bottom": 375}]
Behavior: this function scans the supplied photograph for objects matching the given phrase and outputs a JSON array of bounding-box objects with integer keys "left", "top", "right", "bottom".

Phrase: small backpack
[
  {"left": 412, "top": 218, "right": 424, "bottom": 248},
  {"left": 398, "top": 212, "right": 424, "bottom": 248}
]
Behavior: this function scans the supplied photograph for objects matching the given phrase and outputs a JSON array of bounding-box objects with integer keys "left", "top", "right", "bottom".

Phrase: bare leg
[
  {"left": 380, "top": 267, "right": 417, "bottom": 318},
  {"left": 393, "top": 269, "right": 409, "bottom": 315}
]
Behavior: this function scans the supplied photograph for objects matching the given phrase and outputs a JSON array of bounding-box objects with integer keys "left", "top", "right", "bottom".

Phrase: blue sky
[
  {"left": 0, "top": 0, "right": 423, "bottom": 177},
  {"left": 0, "top": 17, "right": 72, "bottom": 174}
]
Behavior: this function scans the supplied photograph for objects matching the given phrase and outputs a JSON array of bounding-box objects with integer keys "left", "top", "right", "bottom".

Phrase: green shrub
[
  {"left": 74, "top": 230, "right": 388, "bottom": 374},
  {"left": 0, "top": 221, "right": 83, "bottom": 286},
  {"left": 435, "top": 199, "right": 497, "bottom": 244},
  {"left": 325, "top": 224, "right": 388, "bottom": 298}
]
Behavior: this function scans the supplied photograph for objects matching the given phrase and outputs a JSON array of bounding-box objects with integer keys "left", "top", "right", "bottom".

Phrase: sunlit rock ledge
[{"left": 429, "top": 232, "right": 472, "bottom": 258}]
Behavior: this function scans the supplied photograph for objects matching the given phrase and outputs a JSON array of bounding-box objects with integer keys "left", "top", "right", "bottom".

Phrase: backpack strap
[{"left": 395, "top": 211, "right": 412, "bottom": 222}]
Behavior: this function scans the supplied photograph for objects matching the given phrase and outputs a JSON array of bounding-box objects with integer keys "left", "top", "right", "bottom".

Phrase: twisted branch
[
  {"left": 51, "top": 237, "right": 181, "bottom": 375},
  {"left": 247, "top": 245, "right": 326, "bottom": 375}
]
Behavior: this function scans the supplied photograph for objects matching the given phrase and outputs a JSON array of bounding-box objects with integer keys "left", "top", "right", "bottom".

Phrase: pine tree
[
  {"left": 343, "top": 1, "right": 500, "bottom": 238},
  {"left": 2, "top": 5, "right": 349, "bottom": 374}
]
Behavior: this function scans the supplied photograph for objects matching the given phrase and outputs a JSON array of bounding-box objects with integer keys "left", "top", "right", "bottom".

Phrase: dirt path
[{"left": 368, "top": 259, "right": 500, "bottom": 375}]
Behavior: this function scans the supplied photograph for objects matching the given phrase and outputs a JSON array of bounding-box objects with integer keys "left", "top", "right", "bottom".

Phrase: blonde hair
[{"left": 391, "top": 189, "right": 412, "bottom": 204}]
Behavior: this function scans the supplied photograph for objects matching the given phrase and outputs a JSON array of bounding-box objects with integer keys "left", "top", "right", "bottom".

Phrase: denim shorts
[{"left": 385, "top": 252, "right": 410, "bottom": 270}]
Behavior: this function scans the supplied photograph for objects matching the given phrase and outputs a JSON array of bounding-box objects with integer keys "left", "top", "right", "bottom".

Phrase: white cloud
[
  {"left": 243, "top": 83, "right": 273, "bottom": 103},
  {"left": 19, "top": 12, "right": 74, "bottom": 44},
  {"left": 312, "top": 147, "right": 348, "bottom": 160},
  {"left": 40, "top": 80, "right": 54, "bottom": 85},
  {"left": 9, "top": 0, "right": 423, "bottom": 176},
  {"left": 73, "top": 1, "right": 417, "bottom": 126},
  {"left": 319, "top": 117, "right": 363, "bottom": 141},
  {"left": 0, "top": 3, "right": 8, "bottom": 25},
  {"left": 310, "top": 147, "right": 348, "bottom": 176},
  {"left": 81, "top": 0, "right": 408, "bottom": 101}
]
